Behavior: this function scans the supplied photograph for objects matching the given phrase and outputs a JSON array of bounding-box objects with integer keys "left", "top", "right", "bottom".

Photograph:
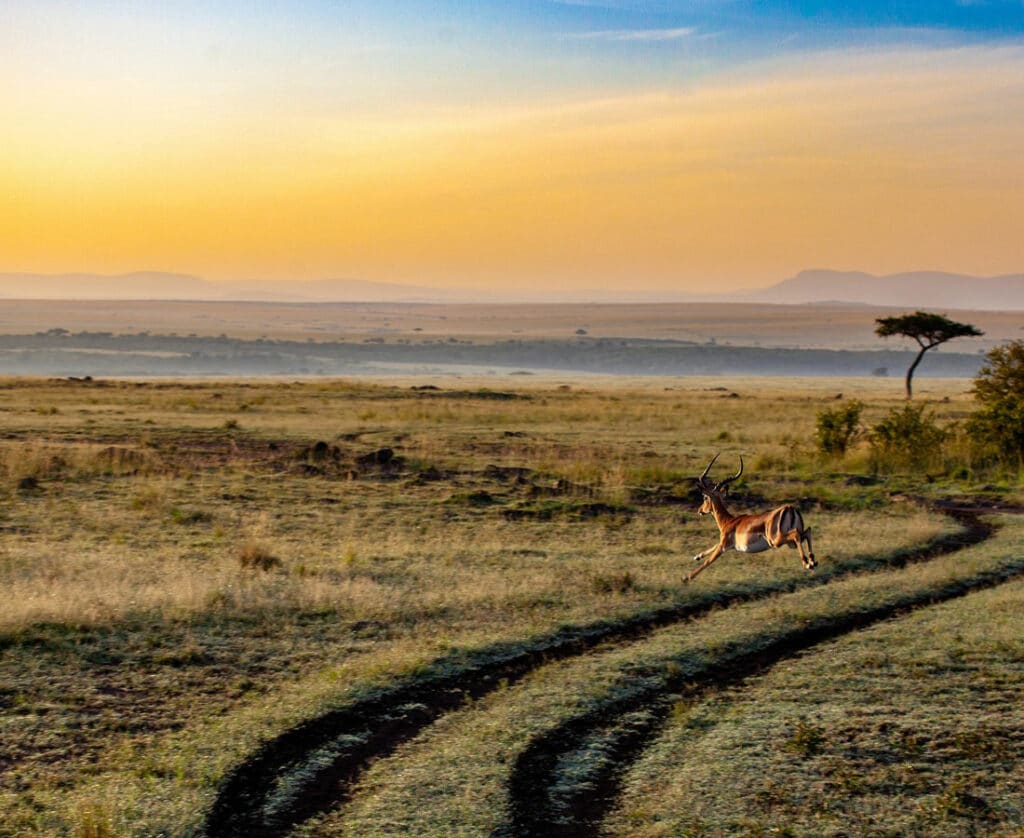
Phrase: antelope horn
[
  {"left": 716, "top": 455, "right": 744, "bottom": 491},
  {"left": 697, "top": 452, "right": 720, "bottom": 489}
]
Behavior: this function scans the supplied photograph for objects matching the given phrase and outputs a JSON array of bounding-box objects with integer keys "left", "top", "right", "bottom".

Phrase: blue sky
[{"left": 252, "top": 0, "right": 1024, "bottom": 107}]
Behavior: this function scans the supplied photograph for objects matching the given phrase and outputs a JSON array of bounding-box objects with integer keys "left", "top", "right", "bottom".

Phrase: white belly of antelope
[{"left": 733, "top": 532, "right": 771, "bottom": 553}]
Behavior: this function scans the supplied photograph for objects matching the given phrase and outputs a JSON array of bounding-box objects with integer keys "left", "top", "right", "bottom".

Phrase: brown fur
[{"left": 688, "top": 490, "right": 816, "bottom": 583}]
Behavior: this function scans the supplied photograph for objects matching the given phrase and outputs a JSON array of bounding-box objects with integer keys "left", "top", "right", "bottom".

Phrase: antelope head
[{"left": 695, "top": 453, "right": 743, "bottom": 516}]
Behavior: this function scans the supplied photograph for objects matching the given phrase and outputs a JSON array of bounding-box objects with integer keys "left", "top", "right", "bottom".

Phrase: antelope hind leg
[
  {"left": 780, "top": 528, "right": 812, "bottom": 569},
  {"left": 803, "top": 526, "right": 816, "bottom": 569},
  {"left": 785, "top": 526, "right": 816, "bottom": 569}
]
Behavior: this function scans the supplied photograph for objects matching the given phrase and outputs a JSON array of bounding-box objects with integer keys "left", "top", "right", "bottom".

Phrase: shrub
[
  {"left": 171, "top": 507, "right": 215, "bottom": 525},
  {"left": 815, "top": 400, "right": 863, "bottom": 456},
  {"left": 870, "top": 404, "right": 945, "bottom": 469},
  {"left": 446, "top": 490, "right": 499, "bottom": 507},
  {"left": 16, "top": 475, "right": 40, "bottom": 493},
  {"left": 967, "top": 340, "right": 1024, "bottom": 466},
  {"left": 782, "top": 717, "right": 826, "bottom": 758},
  {"left": 236, "top": 541, "right": 281, "bottom": 571},
  {"left": 591, "top": 571, "right": 635, "bottom": 594}
]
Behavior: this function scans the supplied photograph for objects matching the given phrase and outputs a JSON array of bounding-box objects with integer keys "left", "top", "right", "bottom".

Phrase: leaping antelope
[{"left": 687, "top": 454, "right": 816, "bottom": 583}]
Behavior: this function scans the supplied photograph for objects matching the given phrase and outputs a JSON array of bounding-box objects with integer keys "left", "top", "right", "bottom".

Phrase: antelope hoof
[{"left": 693, "top": 554, "right": 702, "bottom": 562}]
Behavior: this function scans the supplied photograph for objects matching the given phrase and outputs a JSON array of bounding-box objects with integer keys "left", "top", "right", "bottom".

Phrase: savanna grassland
[
  {"left": 2, "top": 299, "right": 1022, "bottom": 347},
  {"left": 0, "top": 375, "right": 1021, "bottom": 837},
  {"left": 0, "top": 299, "right": 1009, "bottom": 378}
]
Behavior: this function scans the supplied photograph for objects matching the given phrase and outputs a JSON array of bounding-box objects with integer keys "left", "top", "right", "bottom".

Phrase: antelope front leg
[
  {"left": 693, "top": 544, "right": 716, "bottom": 562},
  {"left": 686, "top": 543, "right": 724, "bottom": 583}
]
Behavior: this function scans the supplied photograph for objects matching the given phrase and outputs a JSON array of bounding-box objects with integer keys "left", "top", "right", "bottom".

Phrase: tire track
[
  {"left": 203, "top": 505, "right": 992, "bottom": 837},
  {"left": 505, "top": 511, "right": 1018, "bottom": 838}
]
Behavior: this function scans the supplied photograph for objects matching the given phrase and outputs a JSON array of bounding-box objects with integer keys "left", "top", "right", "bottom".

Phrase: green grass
[
  {"left": 0, "top": 375, "right": 1017, "bottom": 836},
  {"left": 610, "top": 567, "right": 1024, "bottom": 836},
  {"left": 303, "top": 517, "right": 1024, "bottom": 838}
]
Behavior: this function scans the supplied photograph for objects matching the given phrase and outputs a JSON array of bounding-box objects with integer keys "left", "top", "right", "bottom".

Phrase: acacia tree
[{"left": 875, "top": 311, "right": 983, "bottom": 399}]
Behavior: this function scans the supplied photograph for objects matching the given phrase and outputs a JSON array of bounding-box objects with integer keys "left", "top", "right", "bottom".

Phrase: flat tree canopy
[{"left": 875, "top": 311, "right": 983, "bottom": 399}]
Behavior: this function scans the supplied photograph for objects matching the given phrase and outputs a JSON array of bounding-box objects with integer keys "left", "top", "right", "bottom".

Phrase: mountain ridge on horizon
[
  {"left": 0, "top": 271, "right": 469, "bottom": 304},
  {"left": 740, "top": 269, "right": 1024, "bottom": 310},
  {"left": 0, "top": 269, "right": 1022, "bottom": 309}
]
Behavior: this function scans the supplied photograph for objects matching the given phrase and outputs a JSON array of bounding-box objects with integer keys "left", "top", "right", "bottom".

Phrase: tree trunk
[{"left": 905, "top": 345, "right": 930, "bottom": 399}]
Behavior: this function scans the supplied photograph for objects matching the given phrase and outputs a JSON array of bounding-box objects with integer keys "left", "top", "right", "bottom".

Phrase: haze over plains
[{"left": 3, "top": 1, "right": 1023, "bottom": 297}]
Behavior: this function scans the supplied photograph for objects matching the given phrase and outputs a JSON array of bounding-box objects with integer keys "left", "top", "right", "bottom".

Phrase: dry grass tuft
[
  {"left": 592, "top": 571, "right": 636, "bottom": 594},
  {"left": 236, "top": 541, "right": 282, "bottom": 572}
]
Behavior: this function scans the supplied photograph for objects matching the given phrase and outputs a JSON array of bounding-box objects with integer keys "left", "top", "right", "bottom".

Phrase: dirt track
[{"left": 203, "top": 502, "right": 1008, "bottom": 837}]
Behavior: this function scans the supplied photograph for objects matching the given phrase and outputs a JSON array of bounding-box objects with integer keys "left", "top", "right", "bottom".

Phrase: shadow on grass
[
  {"left": 203, "top": 506, "right": 992, "bottom": 837},
  {"left": 506, "top": 519, "right": 1021, "bottom": 837}
]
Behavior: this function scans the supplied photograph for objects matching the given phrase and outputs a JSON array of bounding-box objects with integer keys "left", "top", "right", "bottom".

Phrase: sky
[{"left": 2, "top": 0, "right": 1024, "bottom": 294}]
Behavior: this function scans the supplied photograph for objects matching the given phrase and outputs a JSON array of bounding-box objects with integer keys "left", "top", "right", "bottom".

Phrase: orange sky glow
[{"left": 2, "top": 4, "right": 1023, "bottom": 293}]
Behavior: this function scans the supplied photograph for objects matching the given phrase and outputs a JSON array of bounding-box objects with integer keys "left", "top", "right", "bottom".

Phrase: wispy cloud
[
  {"left": 550, "top": 1, "right": 637, "bottom": 7},
  {"left": 572, "top": 26, "right": 697, "bottom": 42}
]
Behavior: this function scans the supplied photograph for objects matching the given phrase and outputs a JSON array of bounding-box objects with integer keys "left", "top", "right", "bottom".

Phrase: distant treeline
[{"left": 0, "top": 331, "right": 987, "bottom": 377}]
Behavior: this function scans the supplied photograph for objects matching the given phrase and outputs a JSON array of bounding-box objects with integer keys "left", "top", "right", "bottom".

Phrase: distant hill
[
  {"left": 0, "top": 272, "right": 473, "bottom": 302},
  {"left": 0, "top": 271, "right": 217, "bottom": 300},
  {"left": 223, "top": 277, "right": 476, "bottom": 302},
  {"left": 2, "top": 269, "right": 1023, "bottom": 309},
  {"left": 748, "top": 270, "right": 1024, "bottom": 310}
]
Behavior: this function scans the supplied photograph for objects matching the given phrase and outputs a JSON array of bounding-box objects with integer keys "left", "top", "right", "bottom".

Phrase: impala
[{"left": 687, "top": 454, "right": 816, "bottom": 583}]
